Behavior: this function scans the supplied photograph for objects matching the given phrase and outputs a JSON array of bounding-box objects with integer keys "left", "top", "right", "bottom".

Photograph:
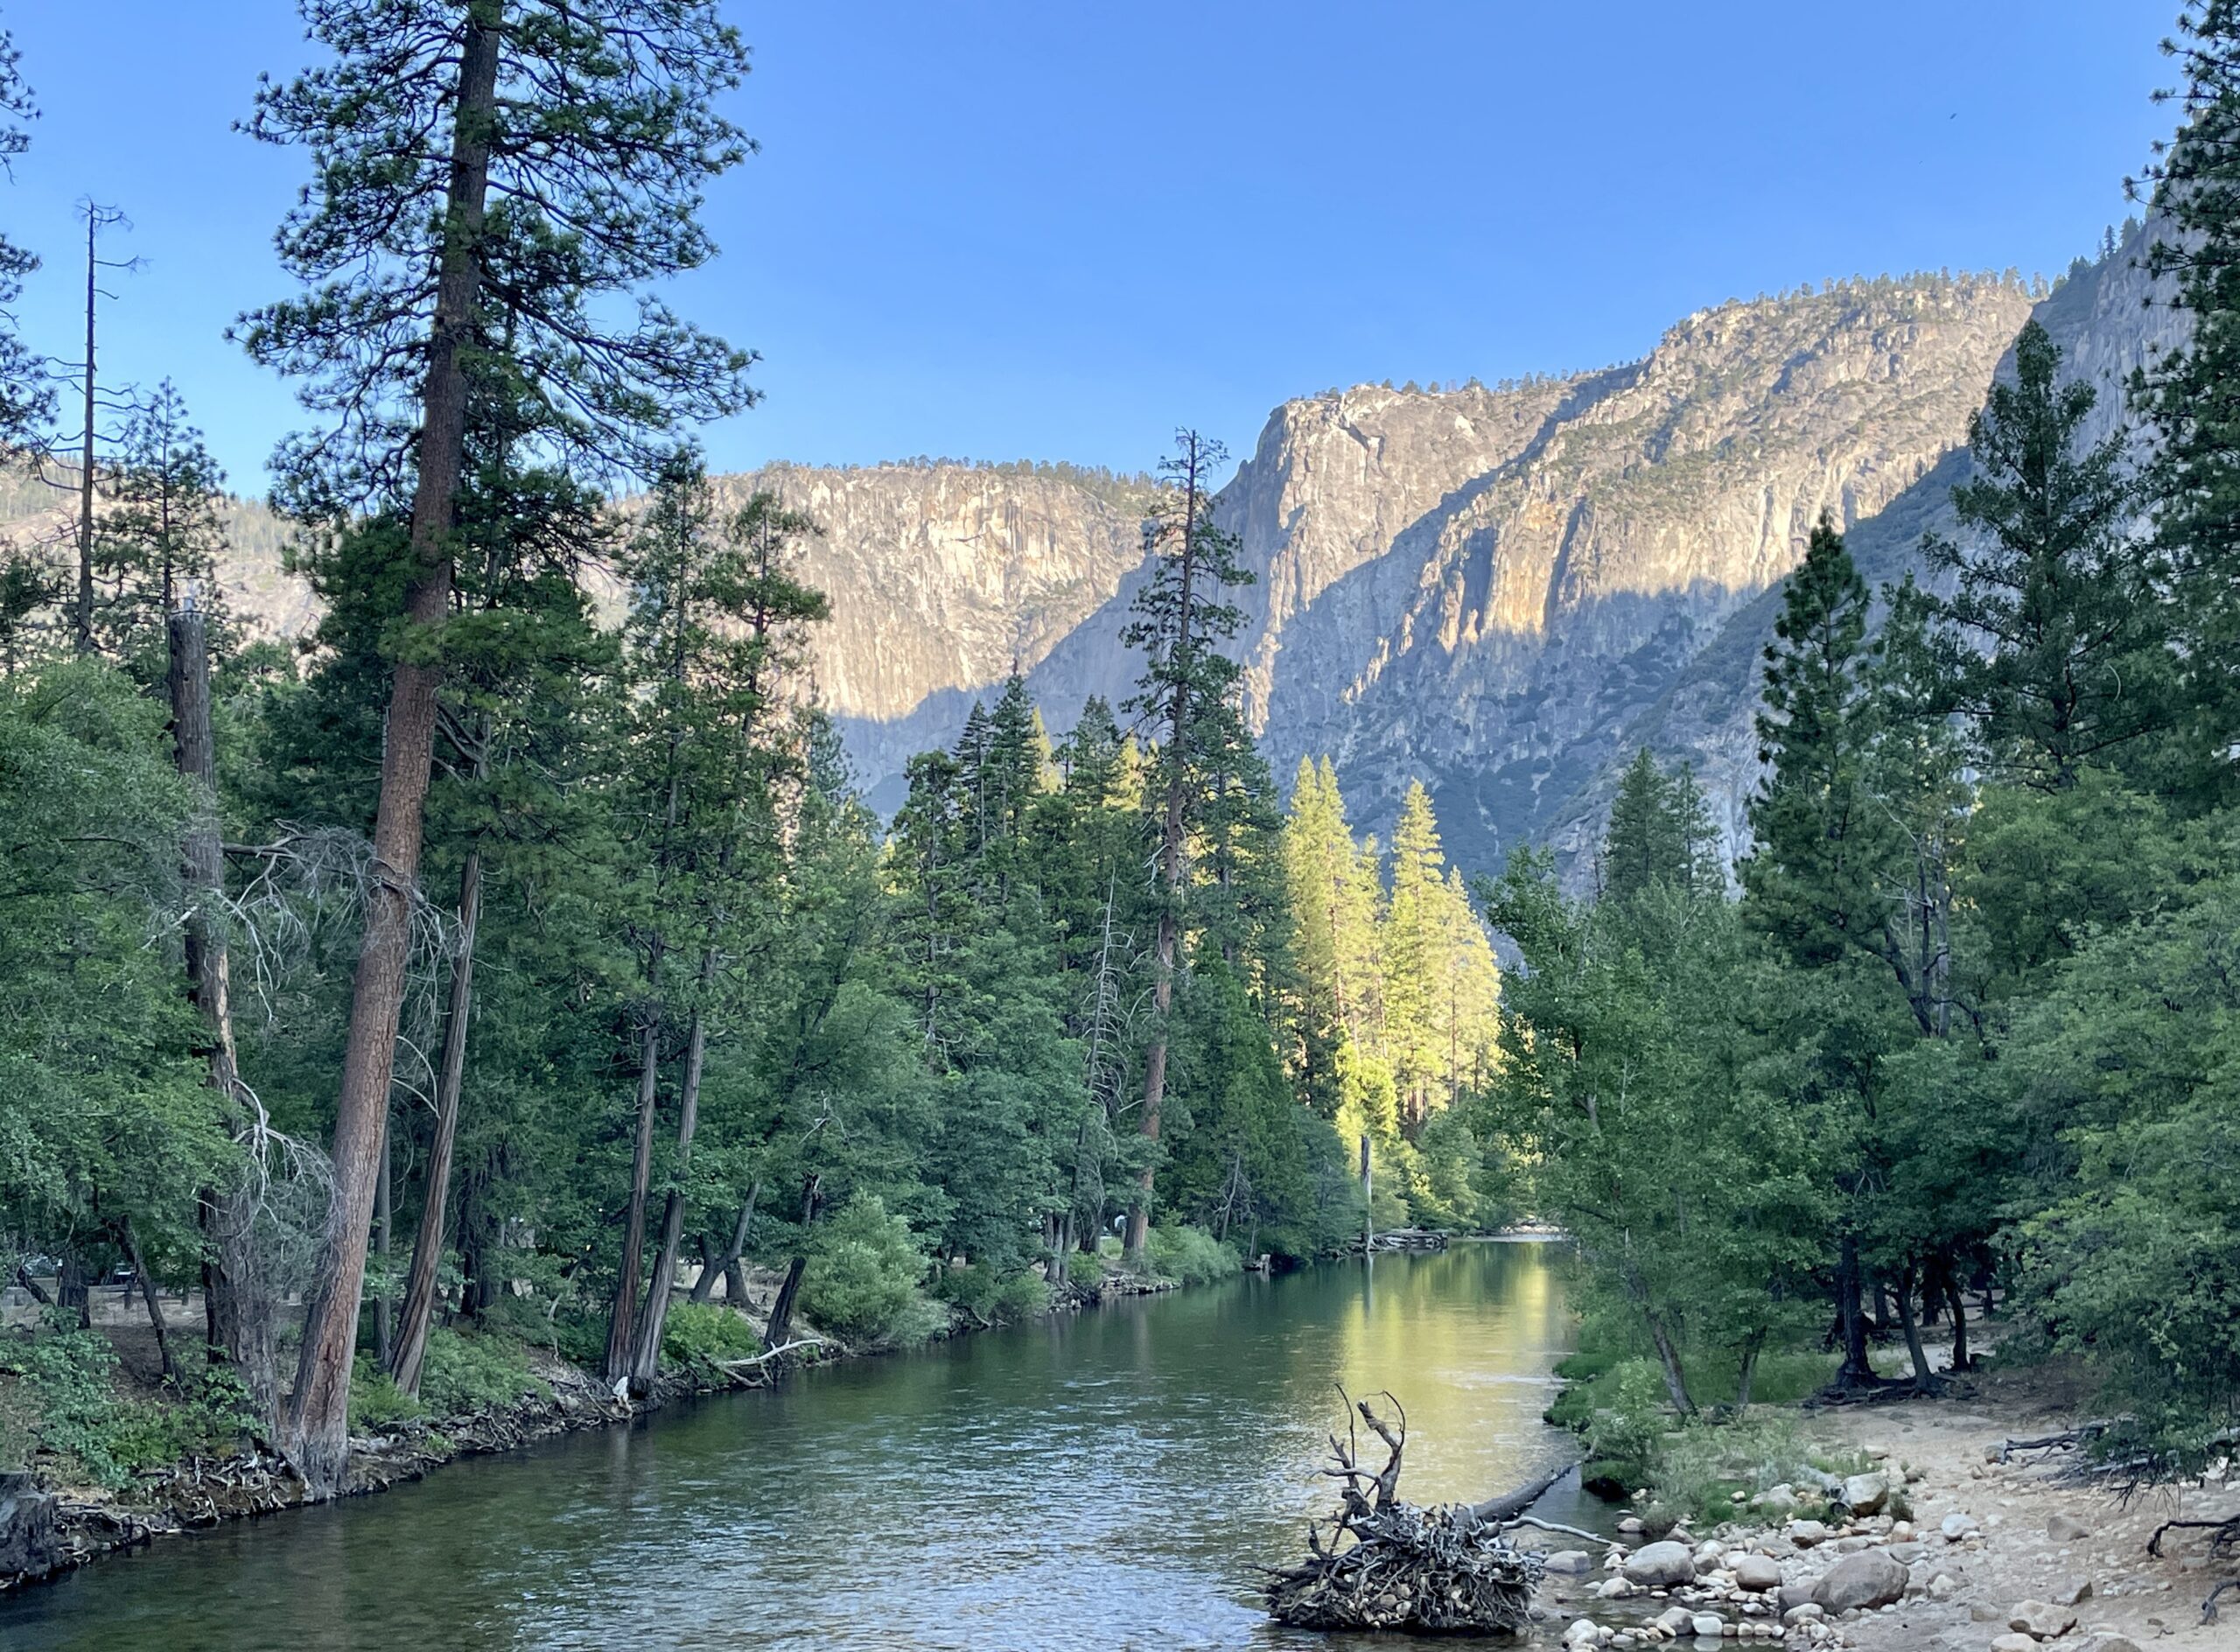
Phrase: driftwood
[{"left": 1264, "top": 1391, "right": 1542, "bottom": 1634}]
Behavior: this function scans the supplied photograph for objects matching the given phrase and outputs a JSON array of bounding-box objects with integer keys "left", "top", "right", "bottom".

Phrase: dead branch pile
[{"left": 1264, "top": 1391, "right": 1542, "bottom": 1635}]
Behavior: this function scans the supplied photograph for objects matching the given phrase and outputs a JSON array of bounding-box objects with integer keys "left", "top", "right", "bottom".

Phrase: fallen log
[{"left": 1264, "top": 1391, "right": 1543, "bottom": 1635}]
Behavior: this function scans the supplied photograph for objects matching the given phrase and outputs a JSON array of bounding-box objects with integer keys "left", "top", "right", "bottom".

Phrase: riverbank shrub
[
  {"left": 0, "top": 1324, "right": 256, "bottom": 1488},
  {"left": 417, "top": 1328, "right": 548, "bottom": 1416},
  {"left": 347, "top": 1362, "right": 426, "bottom": 1430},
  {"left": 804, "top": 1194, "right": 938, "bottom": 1345},
  {"left": 1065, "top": 1250, "right": 1103, "bottom": 1292},
  {"left": 662, "top": 1302, "right": 760, "bottom": 1379},
  {"left": 1144, "top": 1223, "right": 1238, "bottom": 1286}
]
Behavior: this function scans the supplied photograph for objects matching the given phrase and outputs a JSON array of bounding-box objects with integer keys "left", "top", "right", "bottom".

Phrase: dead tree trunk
[
  {"left": 284, "top": 14, "right": 502, "bottom": 1497},
  {"left": 630, "top": 964, "right": 715, "bottom": 1393},
  {"left": 168, "top": 603, "right": 276, "bottom": 1428},
  {"left": 687, "top": 1180, "right": 758, "bottom": 1306},
  {"left": 388, "top": 845, "right": 483, "bottom": 1397}
]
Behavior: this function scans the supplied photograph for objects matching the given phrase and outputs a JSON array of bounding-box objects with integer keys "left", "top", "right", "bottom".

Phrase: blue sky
[{"left": 2, "top": 2, "right": 2179, "bottom": 494}]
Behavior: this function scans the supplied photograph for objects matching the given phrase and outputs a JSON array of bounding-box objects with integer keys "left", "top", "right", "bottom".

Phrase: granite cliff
[{"left": 5, "top": 255, "right": 2173, "bottom": 879}]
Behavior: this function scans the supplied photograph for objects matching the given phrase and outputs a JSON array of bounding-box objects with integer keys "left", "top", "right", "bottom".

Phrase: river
[{"left": 0, "top": 1241, "right": 1594, "bottom": 1652}]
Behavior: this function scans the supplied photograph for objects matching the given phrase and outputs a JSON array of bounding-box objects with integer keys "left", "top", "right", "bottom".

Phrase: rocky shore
[{"left": 1529, "top": 1378, "right": 2237, "bottom": 1652}]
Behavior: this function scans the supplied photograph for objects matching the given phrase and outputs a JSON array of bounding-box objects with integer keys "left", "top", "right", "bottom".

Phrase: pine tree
[
  {"left": 241, "top": 0, "right": 757, "bottom": 1491},
  {"left": 91, "top": 383, "right": 234, "bottom": 673},
  {"left": 1924, "top": 319, "right": 2167, "bottom": 789},
  {"left": 2137, "top": 3, "right": 2240, "bottom": 794},
  {"left": 1117, "top": 430, "right": 1251, "bottom": 1260},
  {"left": 1382, "top": 781, "right": 1447, "bottom": 1131},
  {"left": 1743, "top": 514, "right": 1898, "bottom": 978},
  {"left": 0, "top": 20, "right": 48, "bottom": 445}
]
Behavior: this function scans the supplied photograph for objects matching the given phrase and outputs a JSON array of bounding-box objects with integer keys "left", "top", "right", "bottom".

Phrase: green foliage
[
  {"left": 803, "top": 1195, "right": 938, "bottom": 1346},
  {"left": 1065, "top": 1250, "right": 1104, "bottom": 1292},
  {"left": 347, "top": 1361, "right": 427, "bottom": 1431},
  {"left": 416, "top": 1329, "right": 547, "bottom": 1418},
  {"left": 1143, "top": 1222, "right": 1239, "bottom": 1287},
  {"left": 660, "top": 1303, "right": 761, "bottom": 1380},
  {"left": 0, "top": 1326, "right": 255, "bottom": 1489}
]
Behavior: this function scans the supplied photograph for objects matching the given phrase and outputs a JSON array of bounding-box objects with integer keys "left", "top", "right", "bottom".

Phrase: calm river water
[{"left": 0, "top": 1241, "right": 1592, "bottom": 1652}]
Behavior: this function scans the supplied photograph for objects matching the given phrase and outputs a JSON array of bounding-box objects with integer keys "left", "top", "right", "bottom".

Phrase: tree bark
[
  {"left": 388, "top": 847, "right": 482, "bottom": 1396},
  {"left": 1896, "top": 1263, "right": 1936, "bottom": 1388},
  {"left": 373, "top": 1116, "right": 393, "bottom": 1368},
  {"left": 283, "top": 11, "right": 502, "bottom": 1497},
  {"left": 1735, "top": 1334, "right": 1762, "bottom": 1412},
  {"left": 1834, "top": 1233, "right": 1877, "bottom": 1390},
  {"left": 630, "top": 970, "right": 713, "bottom": 1393},
  {"left": 1648, "top": 1316, "right": 1696, "bottom": 1418},
  {"left": 688, "top": 1181, "right": 758, "bottom": 1306},
  {"left": 168, "top": 603, "right": 278, "bottom": 1426},
  {"left": 116, "top": 1221, "right": 176, "bottom": 1383},
  {"left": 604, "top": 1006, "right": 662, "bottom": 1384},
  {"left": 1945, "top": 1275, "right": 1970, "bottom": 1372}
]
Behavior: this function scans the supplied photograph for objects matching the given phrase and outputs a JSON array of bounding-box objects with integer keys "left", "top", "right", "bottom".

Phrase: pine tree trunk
[
  {"left": 168, "top": 605, "right": 278, "bottom": 1427},
  {"left": 389, "top": 848, "right": 482, "bottom": 1396},
  {"left": 1896, "top": 1264, "right": 1936, "bottom": 1388},
  {"left": 605, "top": 1009, "right": 663, "bottom": 1385},
  {"left": 1945, "top": 1276, "right": 1970, "bottom": 1371},
  {"left": 373, "top": 1116, "right": 392, "bottom": 1368},
  {"left": 1834, "top": 1234, "right": 1876, "bottom": 1390},
  {"left": 630, "top": 976, "right": 713, "bottom": 1393},
  {"left": 283, "top": 14, "right": 502, "bottom": 1497},
  {"left": 1124, "top": 906, "right": 1177, "bottom": 1264},
  {"left": 1735, "top": 1334, "right": 1762, "bottom": 1412}
]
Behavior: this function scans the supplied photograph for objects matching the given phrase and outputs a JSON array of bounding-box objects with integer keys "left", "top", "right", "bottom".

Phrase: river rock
[
  {"left": 2073, "top": 1637, "right": 2143, "bottom": 1652},
  {"left": 1656, "top": 1605, "right": 1697, "bottom": 1635},
  {"left": 1940, "top": 1512, "right": 1980, "bottom": 1541},
  {"left": 1621, "top": 1540, "right": 1696, "bottom": 1587},
  {"left": 1563, "top": 1619, "right": 1600, "bottom": 1647},
  {"left": 1814, "top": 1550, "right": 1909, "bottom": 1614},
  {"left": 1787, "top": 1519, "right": 1833, "bottom": 1547},
  {"left": 1597, "top": 1577, "right": 1633, "bottom": 1599},
  {"left": 1928, "top": 1571, "right": 1963, "bottom": 1600},
  {"left": 1544, "top": 1550, "right": 1592, "bottom": 1575},
  {"left": 1752, "top": 1484, "right": 1799, "bottom": 1516},
  {"left": 2051, "top": 1577, "right": 2093, "bottom": 1606},
  {"left": 1691, "top": 1613, "right": 1725, "bottom": 1637},
  {"left": 1782, "top": 1601, "right": 1826, "bottom": 1624},
  {"left": 1777, "top": 1583, "right": 1821, "bottom": 1615},
  {"left": 1840, "top": 1471, "right": 1889, "bottom": 1514},
  {"left": 1732, "top": 1554, "right": 1782, "bottom": 1592},
  {"left": 2047, "top": 1513, "right": 2093, "bottom": 1542},
  {"left": 1992, "top": 1636, "right": 2039, "bottom": 1652},
  {"left": 2008, "top": 1599, "right": 2077, "bottom": 1639}
]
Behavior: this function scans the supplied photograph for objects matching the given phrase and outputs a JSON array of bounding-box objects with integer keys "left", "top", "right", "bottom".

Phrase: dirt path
[{"left": 1808, "top": 1369, "right": 2236, "bottom": 1651}]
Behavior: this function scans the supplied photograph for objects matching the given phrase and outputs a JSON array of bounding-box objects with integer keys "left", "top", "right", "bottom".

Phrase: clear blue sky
[{"left": 2, "top": 2, "right": 2180, "bottom": 494}]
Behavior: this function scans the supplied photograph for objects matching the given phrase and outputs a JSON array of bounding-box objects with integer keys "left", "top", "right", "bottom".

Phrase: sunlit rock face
[
  {"left": 1216, "top": 276, "right": 2040, "bottom": 875},
  {"left": 60, "top": 248, "right": 2171, "bottom": 878}
]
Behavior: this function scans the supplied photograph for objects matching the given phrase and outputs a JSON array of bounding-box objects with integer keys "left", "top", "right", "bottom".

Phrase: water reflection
[{"left": 0, "top": 1242, "right": 1585, "bottom": 1652}]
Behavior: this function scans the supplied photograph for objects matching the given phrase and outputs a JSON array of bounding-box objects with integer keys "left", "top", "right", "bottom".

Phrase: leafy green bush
[
  {"left": 1065, "top": 1250, "right": 1103, "bottom": 1292},
  {"left": 347, "top": 1360, "right": 426, "bottom": 1430},
  {"left": 1580, "top": 1359, "right": 1669, "bottom": 1494},
  {"left": 994, "top": 1270, "right": 1050, "bottom": 1322},
  {"left": 0, "top": 1324, "right": 256, "bottom": 1488},
  {"left": 661, "top": 1302, "right": 760, "bottom": 1380},
  {"left": 1144, "top": 1222, "right": 1238, "bottom": 1286},
  {"left": 417, "top": 1328, "right": 547, "bottom": 1416},
  {"left": 803, "top": 1194, "right": 936, "bottom": 1345}
]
